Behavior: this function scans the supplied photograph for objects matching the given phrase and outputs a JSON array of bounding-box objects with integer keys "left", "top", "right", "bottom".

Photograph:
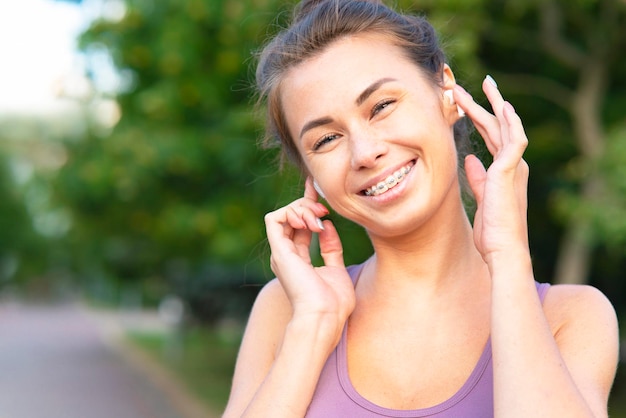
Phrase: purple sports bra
[{"left": 306, "top": 263, "right": 551, "bottom": 417}]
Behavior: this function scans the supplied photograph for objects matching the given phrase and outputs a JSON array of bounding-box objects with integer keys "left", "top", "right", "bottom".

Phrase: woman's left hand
[{"left": 454, "top": 77, "right": 530, "bottom": 266}]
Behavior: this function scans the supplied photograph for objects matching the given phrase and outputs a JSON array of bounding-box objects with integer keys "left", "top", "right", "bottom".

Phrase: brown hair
[{"left": 255, "top": 0, "right": 471, "bottom": 182}]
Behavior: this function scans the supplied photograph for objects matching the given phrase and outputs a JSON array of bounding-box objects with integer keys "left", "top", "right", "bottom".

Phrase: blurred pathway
[{"left": 0, "top": 300, "right": 214, "bottom": 418}]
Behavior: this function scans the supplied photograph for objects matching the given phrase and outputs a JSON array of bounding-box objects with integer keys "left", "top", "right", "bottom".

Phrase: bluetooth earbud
[
  {"left": 444, "top": 89, "right": 465, "bottom": 118},
  {"left": 443, "top": 89, "right": 455, "bottom": 105},
  {"left": 313, "top": 179, "right": 326, "bottom": 199}
]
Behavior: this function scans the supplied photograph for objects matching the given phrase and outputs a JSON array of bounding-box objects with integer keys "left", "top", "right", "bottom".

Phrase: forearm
[
  {"left": 241, "top": 316, "right": 340, "bottom": 418},
  {"left": 489, "top": 251, "right": 595, "bottom": 418}
]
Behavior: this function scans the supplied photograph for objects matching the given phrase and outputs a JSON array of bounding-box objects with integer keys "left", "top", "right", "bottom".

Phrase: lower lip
[{"left": 365, "top": 162, "right": 416, "bottom": 204}]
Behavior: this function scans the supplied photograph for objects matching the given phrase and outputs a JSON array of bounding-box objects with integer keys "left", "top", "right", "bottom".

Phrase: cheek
[{"left": 309, "top": 158, "right": 346, "bottom": 190}]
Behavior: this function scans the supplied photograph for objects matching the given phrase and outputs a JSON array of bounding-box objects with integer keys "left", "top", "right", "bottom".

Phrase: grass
[{"left": 127, "top": 323, "right": 242, "bottom": 414}]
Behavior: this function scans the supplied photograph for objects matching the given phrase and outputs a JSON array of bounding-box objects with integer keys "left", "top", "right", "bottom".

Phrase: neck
[{"left": 364, "top": 199, "right": 485, "bottom": 296}]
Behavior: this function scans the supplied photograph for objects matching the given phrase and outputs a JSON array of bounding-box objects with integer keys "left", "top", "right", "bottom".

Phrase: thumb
[
  {"left": 465, "top": 154, "right": 487, "bottom": 205},
  {"left": 318, "top": 220, "right": 345, "bottom": 268}
]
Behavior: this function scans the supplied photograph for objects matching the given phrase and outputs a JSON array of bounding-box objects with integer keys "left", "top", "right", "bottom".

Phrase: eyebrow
[
  {"left": 298, "top": 77, "right": 398, "bottom": 140},
  {"left": 299, "top": 116, "right": 334, "bottom": 140},
  {"left": 356, "top": 77, "right": 397, "bottom": 106}
]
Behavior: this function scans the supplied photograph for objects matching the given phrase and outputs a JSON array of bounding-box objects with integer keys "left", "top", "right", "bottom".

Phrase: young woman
[{"left": 223, "top": 0, "right": 619, "bottom": 416}]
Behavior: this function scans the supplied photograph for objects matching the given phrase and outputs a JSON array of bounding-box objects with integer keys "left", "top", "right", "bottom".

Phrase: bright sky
[{"left": 0, "top": 0, "right": 88, "bottom": 114}]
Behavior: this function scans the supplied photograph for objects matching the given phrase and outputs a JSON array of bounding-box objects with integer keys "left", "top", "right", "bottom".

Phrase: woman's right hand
[{"left": 264, "top": 177, "right": 356, "bottom": 335}]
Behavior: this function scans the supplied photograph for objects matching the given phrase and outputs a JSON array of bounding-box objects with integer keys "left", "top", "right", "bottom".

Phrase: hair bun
[{"left": 293, "top": 0, "right": 384, "bottom": 23}]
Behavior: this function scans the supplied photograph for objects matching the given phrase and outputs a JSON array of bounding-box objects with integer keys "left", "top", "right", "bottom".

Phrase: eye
[
  {"left": 313, "top": 133, "right": 340, "bottom": 151},
  {"left": 371, "top": 99, "right": 396, "bottom": 118}
]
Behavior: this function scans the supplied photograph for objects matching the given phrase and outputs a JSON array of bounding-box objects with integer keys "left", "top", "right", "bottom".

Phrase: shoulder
[
  {"left": 542, "top": 283, "right": 619, "bottom": 402},
  {"left": 224, "top": 278, "right": 293, "bottom": 414},
  {"left": 542, "top": 283, "right": 618, "bottom": 337},
  {"left": 246, "top": 278, "right": 293, "bottom": 352}
]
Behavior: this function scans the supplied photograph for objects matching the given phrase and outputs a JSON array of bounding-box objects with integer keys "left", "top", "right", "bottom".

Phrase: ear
[
  {"left": 441, "top": 64, "right": 464, "bottom": 120},
  {"left": 442, "top": 64, "right": 456, "bottom": 90}
]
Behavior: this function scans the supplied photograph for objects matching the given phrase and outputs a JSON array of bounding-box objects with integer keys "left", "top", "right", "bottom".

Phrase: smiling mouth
[{"left": 363, "top": 161, "right": 415, "bottom": 197}]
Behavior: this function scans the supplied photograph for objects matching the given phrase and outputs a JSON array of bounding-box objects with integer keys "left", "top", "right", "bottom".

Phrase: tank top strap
[
  {"left": 535, "top": 281, "right": 551, "bottom": 304},
  {"left": 346, "top": 262, "right": 367, "bottom": 287}
]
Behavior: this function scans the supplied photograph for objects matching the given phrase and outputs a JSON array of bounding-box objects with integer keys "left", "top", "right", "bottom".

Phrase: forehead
[
  {"left": 283, "top": 34, "right": 414, "bottom": 93},
  {"left": 280, "top": 33, "right": 431, "bottom": 121}
]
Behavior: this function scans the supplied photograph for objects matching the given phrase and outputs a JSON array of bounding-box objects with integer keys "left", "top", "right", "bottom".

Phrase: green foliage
[
  {"left": 49, "top": 0, "right": 626, "bottom": 320},
  {"left": 55, "top": 0, "right": 297, "bottom": 296},
  {"left": 0, "top": 150, "right": 44, "bottom": 285},
  {"left": 553, "top": 123, "right": 626, "bottom": 250}
]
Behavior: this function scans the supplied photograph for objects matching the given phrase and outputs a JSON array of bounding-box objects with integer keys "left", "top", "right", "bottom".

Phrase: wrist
[
  {"left": 485, "top": 248, "right": 533, "bottom": 279},
  {"left": 287, "top": 312, "right": 346, "bottom": 350}
]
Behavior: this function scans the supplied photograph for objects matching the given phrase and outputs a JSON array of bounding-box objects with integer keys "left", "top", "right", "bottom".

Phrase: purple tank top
[{"left": 306, "top": 263, "right": 551, "bottom": 417}]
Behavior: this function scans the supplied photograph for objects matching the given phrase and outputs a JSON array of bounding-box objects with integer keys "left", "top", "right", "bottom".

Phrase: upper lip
[{"left": 358, "top": 159, "right": 416, "bottom": 195}]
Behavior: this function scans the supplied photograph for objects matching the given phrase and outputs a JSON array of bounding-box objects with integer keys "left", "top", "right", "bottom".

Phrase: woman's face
[{"left": 280, "top": 33, "right": 462, "bottom": 239}]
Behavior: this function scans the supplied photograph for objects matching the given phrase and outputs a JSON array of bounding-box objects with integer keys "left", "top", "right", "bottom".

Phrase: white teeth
[{"left": 365, "top": 163, "right": 414, "bottom": 196}]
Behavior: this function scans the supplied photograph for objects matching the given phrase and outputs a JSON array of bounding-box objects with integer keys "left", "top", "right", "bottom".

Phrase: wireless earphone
[
  {"left": 444, "top": 90, "right": 465, "bottom": 118},
  {"left": 313, "top": 179, "right": 326, "bottom": 199},
  {"left": 443, "top": 89, "right": 455, "bottom": 105}
]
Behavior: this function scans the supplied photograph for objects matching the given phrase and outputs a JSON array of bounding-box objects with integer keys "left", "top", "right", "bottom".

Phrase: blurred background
[{"left": 0, "top": 0, "right": 624, "bottom": 416}]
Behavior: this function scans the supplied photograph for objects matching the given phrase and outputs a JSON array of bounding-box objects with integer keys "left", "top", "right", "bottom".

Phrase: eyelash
[
  {"left": 313, "top": 133, "right": 339, "bottom": 151},
  {"left": 311, "top": 99, "right": 396, "bottom": 151},
  {"left": 371, "top": 99, "right": 396, "bottom": 118}
]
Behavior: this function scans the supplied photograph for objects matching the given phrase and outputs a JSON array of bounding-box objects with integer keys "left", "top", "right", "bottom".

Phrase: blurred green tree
[
  {"left": 0, "top": 150, "right": 43, "bottom": 288},
  {"left": 53, "top": 0, "right": 374, "bottom": 317},
  {"left": 397, "top": 0, "right": 626, "bottom": 290},
  {"left": 474, "top": 0, "right": 626, "bottom": 287},
  {"left": 54, "top": 0, "right": 286, "bottom": 311},
  {"left": 54, "top": 0, "right": 625, "bottom": 318}
]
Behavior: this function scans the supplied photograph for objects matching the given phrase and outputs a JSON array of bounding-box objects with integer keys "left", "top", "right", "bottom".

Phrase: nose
[{"left": 349, "top": 130, "right": 388, "bottom": 170}]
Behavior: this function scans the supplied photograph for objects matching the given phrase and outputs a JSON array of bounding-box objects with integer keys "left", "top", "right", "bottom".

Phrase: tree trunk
[
  {"left": 553, "top": 57, "right": 607, "bottom": 285},
  {"left": 553, "top": 220, "right": 592, "bottom": 285}
]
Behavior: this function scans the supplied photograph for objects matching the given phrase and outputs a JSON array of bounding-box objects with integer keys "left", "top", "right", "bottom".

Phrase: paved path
[{"left": 0, "top": 301, "right": 213, "bottom": 418}]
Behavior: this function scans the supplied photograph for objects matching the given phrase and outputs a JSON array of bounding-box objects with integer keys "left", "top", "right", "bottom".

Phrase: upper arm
[
  {"left": 544, "top": 284, "right": 619, "bottom": 417},
  {"left": 223, "top": 278, "right": 292, "bottom": 417}
]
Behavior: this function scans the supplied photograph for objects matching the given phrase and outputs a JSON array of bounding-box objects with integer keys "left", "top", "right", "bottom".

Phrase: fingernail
[
  {"left": 485, "top": 74, "right": 498, "bottom": 88},
  {"left": 318, "top": 204, "right": 329, "bottom": 215},
  {"left": 316, "top": 218, "right": 325, "bottom": 230}
]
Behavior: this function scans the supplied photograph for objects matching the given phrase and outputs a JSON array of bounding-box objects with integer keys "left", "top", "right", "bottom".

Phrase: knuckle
[{"left": 520, "top": 160, "right": 529, "bottom": 175}]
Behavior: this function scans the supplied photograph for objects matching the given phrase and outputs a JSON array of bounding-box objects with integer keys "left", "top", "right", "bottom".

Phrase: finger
[
  {"left": 285, "top": 200, "right": 328, "bottom": 231},
  {"left": 305, "top": 177, "right": 331, "bottom": 215},
  {"left": 266, "top": 209, "right": 312, "bottom": 268},
  {"left": 285, "top": 206, "right": 307, "bottom": 229},
  {"left": 264, "top": 206, "right": 308, "bottom": 256},
  {"left": 502, "top": 102, "right": 529, "bottom": 163},
  {"left": 454, "top": 85, "right": 501, "bottom": 156},
  {"left": 292, "top": 227, "right": 313, "bottom": 261},
  {"left": 318, "top": 220, "right": 345, "bottom": 268},
  {"left": 488, "top": 102, "right": 529, "bottom": 178},
  {"left": 304, "top": 176, "right": 319, "bottom": 201},
  {"left": 465, "top": 154, "right": 487, "bottom": 206},
  {"left": 482, "top": 75, "right": 506, "bottom": 120},
  {"left": 265, "top": 212, "right": 299, "bottom": 266},
  {"left": 484, "top": 75, "right": 528, "bottom": 157},
  {"left": 483, "top": 75, "right": 512, "bottom": 153}
]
